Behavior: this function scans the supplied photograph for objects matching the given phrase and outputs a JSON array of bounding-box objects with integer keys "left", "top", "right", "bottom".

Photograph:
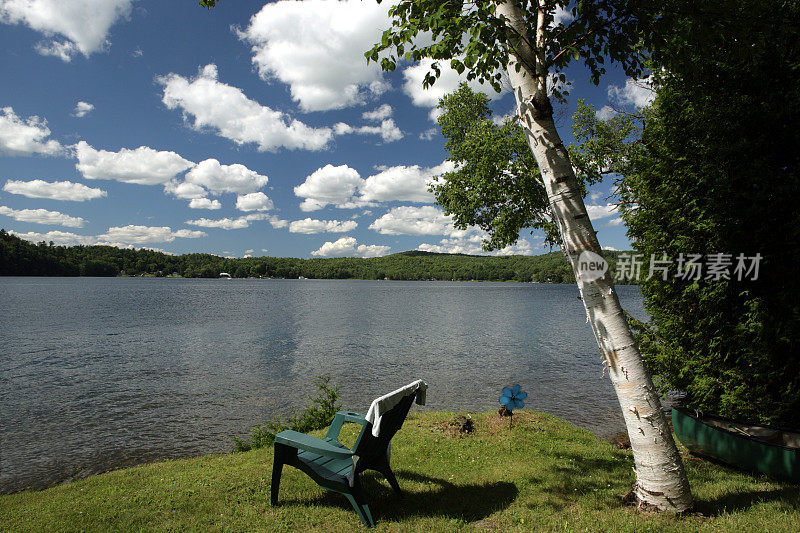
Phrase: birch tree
[{"left": 367, "top": 0, "right": 693, "bottom": 512}]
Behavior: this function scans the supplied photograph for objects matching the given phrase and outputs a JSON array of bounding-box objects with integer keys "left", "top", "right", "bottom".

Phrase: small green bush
[{"left": 233, "top": 375, "right": 341, "bottom": 452}]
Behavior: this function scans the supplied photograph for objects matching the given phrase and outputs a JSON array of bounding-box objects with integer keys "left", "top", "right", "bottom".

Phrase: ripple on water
[{"left": 0, "top": 278, "right": 645, "bottom": 493}]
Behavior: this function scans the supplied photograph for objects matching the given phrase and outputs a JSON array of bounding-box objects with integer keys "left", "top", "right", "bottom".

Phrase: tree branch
[{"left": 549, "top": 26, "right": 598, "bottom": 65}]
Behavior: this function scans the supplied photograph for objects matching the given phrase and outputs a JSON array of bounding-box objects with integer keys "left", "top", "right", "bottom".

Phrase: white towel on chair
[{"left": 365, "top": 379, "right": 427, "bottom": 437}]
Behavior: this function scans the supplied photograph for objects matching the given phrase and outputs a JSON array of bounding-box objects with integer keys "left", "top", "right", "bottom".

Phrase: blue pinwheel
[{"left": 499, "top": 385, "right": 527, "bottom": 427}]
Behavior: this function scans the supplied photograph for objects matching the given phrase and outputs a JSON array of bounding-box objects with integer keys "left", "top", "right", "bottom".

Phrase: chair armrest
[
  {"left": 336, "top": 411, "right": 367, "bottom": 425},
  {"left": 274, "top": 430, "right": 355, "bottom": 460},
  {"left": 325, "top": 411, "right": 368, "bottom": 442}
]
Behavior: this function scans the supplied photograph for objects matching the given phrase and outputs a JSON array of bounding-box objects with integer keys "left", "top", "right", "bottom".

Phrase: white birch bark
[{"left": 495, "top": 0, "right": 693, "bottom": 512}]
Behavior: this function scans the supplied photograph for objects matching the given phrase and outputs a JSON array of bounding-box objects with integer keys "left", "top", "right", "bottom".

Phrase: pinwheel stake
[{"left": 499, "top": 385, "right": 527, "bottom": 429}]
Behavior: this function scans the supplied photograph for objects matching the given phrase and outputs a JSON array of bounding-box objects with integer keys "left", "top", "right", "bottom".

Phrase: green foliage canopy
[
  {"left": 432, "top": 83, "right": 557, "bottom": 249},
  {"left": 569, "top": 98, "right": 642, "bottom": 186},
  {"left": 576, "top": 0, "right": 800, "bottom": 426},
  {"left": 431, "top": 88, "right": 636, "bottom": 252},
  {"left": 367, "top": 1, "right": 648, "bottom": 102}
]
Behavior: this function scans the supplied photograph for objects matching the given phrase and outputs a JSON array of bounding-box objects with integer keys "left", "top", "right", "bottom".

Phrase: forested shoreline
[{"left": 0, "top": 229, "right": 631, "bottom": 283}]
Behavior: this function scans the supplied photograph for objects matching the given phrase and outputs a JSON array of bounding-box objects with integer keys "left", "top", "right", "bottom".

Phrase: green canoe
[{"left": 672, "top": 407, "right": 800, "bottom": 482}]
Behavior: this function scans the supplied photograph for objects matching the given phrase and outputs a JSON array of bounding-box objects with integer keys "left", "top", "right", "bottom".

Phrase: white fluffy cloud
[
  {"left": 360, "top": 161, "right": 454, "bottom": 203},
  {"left": 0, "top": 107, "right": 65, "bottom": 156},
  {"left": 0, "top": 0, "right": 133, "bottom": 61},
  {"left": 3, "top": 179, "right": 105, "bottom": 201},
  {"left": 552, "top": 5, "right": 575, "bottom": 27},
  {"left": 362, "top": 104, "right": 393, "bottom": 121},
  {"left": 163, "top": 159, "right": 270, "bottom": 201},
  {"left": 338, "top": 105, "right": 403, "bottom": 141},
  {"left": 34, "top": 40, "right": 76, "bottom": 61},
  {"left": 294, "top": 160, "right": 454, "bottom": 212},
  {"left": 185, "top": 217, "right": 250, "bottom": 230},
  {"left": 310, "top": 236, "right": 391, "bottom": 258},
  {"left": 368, "top": 205, "right": 456, "bottom": 236},
  {"left": 289, "top": 218, "right": 358, "bottom": 234},
  {"left": 236, "top": 191, "right": 274, "bottom": 212},
  {"left": 267, "top": 216, "right": 288, "bottom": 229},
  {"left": 361, "top": 119, "right": 402, "bottom": 143},
  {"left": 238, "top": 0, "right": 391, "bottom": 112},
  {"left": 585, "top": 203, "right": 617, "bottom": 221},
  {"left": 11, "top": 229, "right": 95, "bottom": 245},
  {"left": 75, "top": 141, "right": 194, "bottom": 185},
  {"left": 72, "top": 101, "right": 94, "bottom": 117},
  {"left": 418, "top": 236, "right": 535, "bottom": 256},
  {"left": 608, "top": 77, "right": 655, "bottom": 109},
  {"left": 402, "top": 59, "right": 508, "bottom": 120},
  {"left": 334, "top": 118, "right": 403, "bottom": 143},
  {"left": 184, "top": 158, "right": 269, "bottom": 194},
  {"left": 356, "top": 243, "right": 392, "bottom": 257},
  {"left": 11, "top": 225, "right": 205, "bottom": 247},
  {"left": 595, "top": 105, "right": 617, "bottom": 120},
  {"left": 185, "top": 213, "right": 273, "bottom": 231},
  {"left": 164, "top": 181, "right": 207, "bottom": 200},
  {"left": 419, "top": 128, "right": 437, "bottom": 141},
  {"left": 188, "top": 198, "right": 221, "bottom": 210},
  {"left": 159, "top": 64, "right": 333, "bottom": 152},
  {"left": 294, "top": 164, "right": 365, "bottom": 211},
  {"left": 97, "top": 225, "right": 205, "bottom": 244},
  {"left": 0, "top": 205, "right": 85, "bottom": 227}
]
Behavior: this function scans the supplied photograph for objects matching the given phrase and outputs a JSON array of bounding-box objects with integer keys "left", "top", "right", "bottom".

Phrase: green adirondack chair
[{"left": 271, "top": 390, "right": 419, "bottom": 528}]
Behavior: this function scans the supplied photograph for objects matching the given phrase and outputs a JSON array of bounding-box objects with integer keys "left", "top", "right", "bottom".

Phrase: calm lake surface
[{"left": 0, "top": 277, "right": 645, "bottom": 493}]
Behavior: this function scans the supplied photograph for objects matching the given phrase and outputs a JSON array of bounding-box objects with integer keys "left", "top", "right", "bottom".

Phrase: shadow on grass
[
  {"left": 521, "top": 448, "right": 632, "bottom": 511},
  {"left": 679, "top": 452, "right": 800, "bottom": 515},
  {"left": 278, "top": 469, "right": 518, "bottom": 524},
  {"left": 695, "top": 486, "right": 800, "bottom": 516},
  {"left": 540, "top": 446, "right": 800, "bottom": 516}
]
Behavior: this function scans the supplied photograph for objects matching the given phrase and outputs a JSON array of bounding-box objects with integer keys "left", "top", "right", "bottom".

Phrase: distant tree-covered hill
[{"left": 0, "top": 229, "right": 633, "bottom": 283}]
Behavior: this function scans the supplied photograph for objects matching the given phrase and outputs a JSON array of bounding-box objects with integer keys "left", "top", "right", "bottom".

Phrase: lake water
[{"left": 0, "top": 277, "right": 645, "bottom": 493}]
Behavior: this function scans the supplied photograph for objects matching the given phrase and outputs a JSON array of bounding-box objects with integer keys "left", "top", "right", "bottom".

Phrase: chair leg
[
  {"left": 271, "top": 443, "right": 288, "bottom": 505},
  {"left": 383, "top": 467, "right": 403, "bottom": 498},
  {"left": 345, "top": 484, "right": 375, "bottom": 529}
]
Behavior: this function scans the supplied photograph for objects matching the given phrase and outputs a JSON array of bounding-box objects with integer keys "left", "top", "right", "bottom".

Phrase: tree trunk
[{"left": 496, "top": 0, "right": 693, "bottom": 512}]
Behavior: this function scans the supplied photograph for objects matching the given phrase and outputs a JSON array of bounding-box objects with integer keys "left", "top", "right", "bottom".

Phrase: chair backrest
[{"left": 354, "top": 391, "right": 416, "bottom": 463}]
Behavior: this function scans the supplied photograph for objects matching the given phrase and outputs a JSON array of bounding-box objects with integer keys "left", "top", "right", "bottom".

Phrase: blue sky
[{"left": 0, "top": 1, "right": 650, "bottom": 259}]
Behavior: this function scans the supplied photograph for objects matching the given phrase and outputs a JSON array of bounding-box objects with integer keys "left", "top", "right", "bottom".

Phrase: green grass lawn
[{"left": 2, "top": 411, "right": 798, "bottom": 532}]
